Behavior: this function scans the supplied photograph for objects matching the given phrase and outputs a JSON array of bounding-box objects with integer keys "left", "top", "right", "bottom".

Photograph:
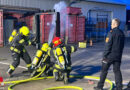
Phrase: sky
[
  {"left": 88, "top": 0, "right": 130, "bottom": 9},
  {"left": 108, "top": 0, "right": 130, "bottom": 9},
  {"left": 121, "top": 0, "right": 130, "bottom": 10}
]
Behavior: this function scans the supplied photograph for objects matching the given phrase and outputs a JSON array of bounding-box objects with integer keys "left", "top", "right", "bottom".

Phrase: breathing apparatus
[
  {"left": 8, "top": 29, "right": 17, "bottom": 44},
  {"left": 32, "top": 43, "right": 49, "bottom": 68}
]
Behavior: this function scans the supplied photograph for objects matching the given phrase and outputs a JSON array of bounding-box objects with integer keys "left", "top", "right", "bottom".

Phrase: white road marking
[{"left": 0, "top": 62, "right": 27, "bottom": 69}]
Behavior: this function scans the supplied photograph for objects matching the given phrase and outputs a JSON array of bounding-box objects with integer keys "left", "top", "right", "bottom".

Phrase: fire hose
[{"left": 3, "top": 65, "right": 114, "bottom": 90}]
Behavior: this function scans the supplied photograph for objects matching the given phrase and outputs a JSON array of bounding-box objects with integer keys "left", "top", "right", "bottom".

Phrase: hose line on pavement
[{"left": 4, "top": 67, "right": 114, "bottom": 90}]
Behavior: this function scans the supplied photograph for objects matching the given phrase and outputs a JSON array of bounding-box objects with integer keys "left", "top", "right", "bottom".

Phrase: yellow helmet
[
  {"left": 41, "top": 43, "right": 49, "bottom": 52},
  {"left": 19, "top": 26, "right": 30, "bottom": 36}
]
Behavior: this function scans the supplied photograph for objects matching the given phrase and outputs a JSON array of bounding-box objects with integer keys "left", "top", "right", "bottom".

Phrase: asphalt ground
[{"left": 0, "top": 38, "right": 130, "bottom": 90}]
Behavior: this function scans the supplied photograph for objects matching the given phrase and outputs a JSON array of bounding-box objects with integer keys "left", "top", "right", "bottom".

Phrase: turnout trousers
[
  {"left": 97, "top": 60, "right": 122, "bottom": 90},
  {"left": 7, "top": 48, "right": 32, "bottom": 75}
]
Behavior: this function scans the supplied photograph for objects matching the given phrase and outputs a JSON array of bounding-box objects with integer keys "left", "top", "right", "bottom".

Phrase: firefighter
[
  {"left": 50, "top": 37, "right": 77, "bottom": 84},
  {"left": 7, "top": 26, "right": 34, "bottom": 77},
  {"left": 31, "top": 43, "right": 51, "bottom": 77}
]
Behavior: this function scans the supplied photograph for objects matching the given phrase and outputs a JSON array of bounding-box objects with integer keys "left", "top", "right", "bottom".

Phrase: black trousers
[
  {"left": 11, "top": 49, "right": 31, "bottom": 69},
  {"left": 97, "top": 61, "right": 122, "bottom": 90}
]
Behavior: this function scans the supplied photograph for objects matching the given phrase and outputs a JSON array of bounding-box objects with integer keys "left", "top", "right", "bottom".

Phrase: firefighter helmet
[
  {"left": 52, "top": 37, "right": 62, "bottom": 47},
  {"left": 19, "top": 26, "right": 30, "bottom": 36},
  {"left": 41, "top": 43, "right": 49, "bottom": 52}
]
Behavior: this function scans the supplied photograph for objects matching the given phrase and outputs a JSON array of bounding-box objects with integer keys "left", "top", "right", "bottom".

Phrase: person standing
[
  {"left": 7, "top": 26, "right": 33, "bottom": 77},
  {"left": 94, "top": 18, "right": 125, "bottom": 90}
]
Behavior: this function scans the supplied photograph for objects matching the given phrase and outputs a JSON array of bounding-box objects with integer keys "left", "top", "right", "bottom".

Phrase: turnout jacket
[
  {"left": 103, "top": 27, "right": 125, "bottom": 62},
  {"left": 10, "top": 33, "right": 31, "bottom": 53}
]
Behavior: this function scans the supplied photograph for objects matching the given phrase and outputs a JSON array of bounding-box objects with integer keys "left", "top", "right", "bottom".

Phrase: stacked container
[
  {"left": 66, "top": 15, "right": 77, "bottom": 43},
  {"left": 40, "top": 7, "right": 85, "bottom": 44},
  {"left": 76, "top": 16, "right": 85, "bottom": 42},
  {"left": 12, "top": 13, "right": 22, "bottom": 19},
  {"left": 66, "top": 7, "right": 82, "bottom": 15},
  {"left": 40, "top": 14, "right": 53, "bottom": 43},
  {"left": 19, "top": 15, "right": 34, "bottom": 30},
  {"left": 0, "top": 11, "right": 3, "bottom": 47},
  {"left": 65, "top": 7, "right": 85, "bottom": 43},
  {"left": 0, "top": 11, "right": 36, "bottom": 47},
  {"left": 24, "top": 16, "right": 34, "bottom": 30}
]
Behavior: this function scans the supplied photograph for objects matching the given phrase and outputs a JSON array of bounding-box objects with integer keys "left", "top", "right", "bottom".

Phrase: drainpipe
[
  {"left": 56, "top": 12, "right": 60, "bottom": 37},
  {"left": 35, "top": 14, "right": 40, "bottom": 49}
]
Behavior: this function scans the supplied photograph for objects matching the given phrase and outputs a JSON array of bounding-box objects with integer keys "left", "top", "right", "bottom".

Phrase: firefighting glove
[
  {"left": 30, "top": 37, "right": 37, "bottom": 46},
  {"left": 31, "top": 41, "right": 37, "bottom": 46},
  {"left": 102, "top": 58, "right": 109, "bottom": 64}
]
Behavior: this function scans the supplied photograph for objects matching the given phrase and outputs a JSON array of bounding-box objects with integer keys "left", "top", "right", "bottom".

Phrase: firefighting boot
[
  {"left": 54, "top": 72, "right": 59, "bottom": 81},
  {"left": 28, "top": 66, "right": 33, "bottom": 73},
  {"left": 22, "top": 64, "right": 33, "bottom": 73},
  {"left": 127, "top": 82, "right": 130, "bottom": 89},
  {"left": 7, "top": 68, "right": 14, "bottom": 77},
  {"left": 64, "top": 73, "right": 69, "bottom": 84}
]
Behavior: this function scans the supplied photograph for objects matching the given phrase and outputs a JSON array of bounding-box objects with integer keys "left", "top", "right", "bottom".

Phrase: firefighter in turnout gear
[
  {"left": 50, "top": 37, "right": 77, "bottom": 84},
  {"left": 7, "top": 26, "right": 33, "bottom": 77},
  {"left": 31, "top": 43, "right": 51, "bottom": 77}
]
